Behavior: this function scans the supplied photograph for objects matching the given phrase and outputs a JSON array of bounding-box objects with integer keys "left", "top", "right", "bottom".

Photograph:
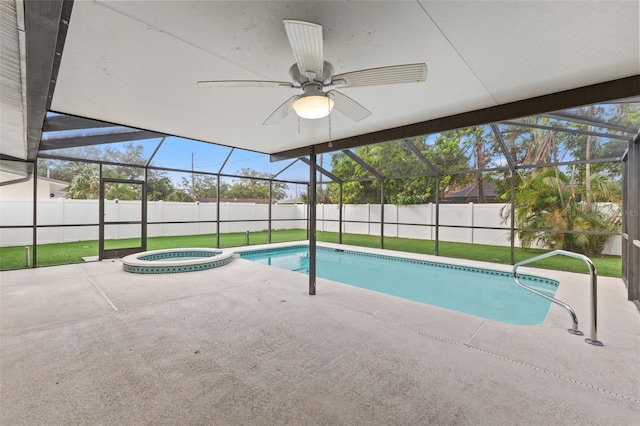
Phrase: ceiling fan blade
[
  {"left": 197, "top": 80, "right": 295, "bottom": 88},
  {"left": 327, "top": 90, "right": 371, "bottom": 122},
  {"left": 331, "top": 63, "right": 427, "bottom": 88},
  {"left": 263, "top": 95, "right": 299, "bottom": 125},
  {"left": 283, "top": 20, "right": 324, "bottom": 80}
]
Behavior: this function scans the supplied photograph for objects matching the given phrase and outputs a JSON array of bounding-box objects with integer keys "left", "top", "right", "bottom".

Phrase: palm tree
[
  {"left": 503, "top": 168, "right": 620, "bottom": 257},
  {"left": 104, "top": 183, "right": 138, "bottom": 200},
  {"left": 66, "top": 169, "right": 100, "bottom": 199}
]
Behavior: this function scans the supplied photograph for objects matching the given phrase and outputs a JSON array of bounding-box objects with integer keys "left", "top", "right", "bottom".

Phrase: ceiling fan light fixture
[
  {"left": 292, "top": 95, "right": 334, "bottom": 119},
  {"left": 197, "top": 19, "right": 426, "bottom": 125}
]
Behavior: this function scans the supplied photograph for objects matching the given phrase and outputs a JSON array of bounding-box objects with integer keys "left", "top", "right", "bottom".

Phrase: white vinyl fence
[
  {"left": 316, "top": 203, "right": 621, "bottom": 256},
  {"left": 0, "top": 199, "right": 621, "bottom": 255}
]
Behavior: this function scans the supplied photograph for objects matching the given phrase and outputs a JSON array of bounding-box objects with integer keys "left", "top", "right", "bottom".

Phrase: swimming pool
[{"left": 239, "top": 245, "right": 558, "bottom": 325}]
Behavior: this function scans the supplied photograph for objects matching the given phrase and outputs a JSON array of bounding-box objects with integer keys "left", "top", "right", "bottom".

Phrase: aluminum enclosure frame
[
  {"left": 621, "top": 133, "right": 640, "bottom": 300},
  {"left": 7, "top": 104, "right": 636, "bottom": 300},
  {"left": 11, "top": 0, "right": 640, "bottom": 299}
]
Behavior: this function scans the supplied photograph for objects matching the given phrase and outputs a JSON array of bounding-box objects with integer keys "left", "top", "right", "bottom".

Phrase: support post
[
  {"left": 626, "top": 134, "right": 639, "bottom": 300},
  {"left": 216, "top": 175, "right": 221, "bottom": 248},
  {"left": 510, "top": 170, "right": 516, "bottom": 265},
  {"left": 621, "top": 150, "right": 628, "bottom": 284},
  {"left": 142, "top": 168, "right": 148, "bottom": 252},
  {"left": 339, "top": 182, "right": 343, "bottom": 244},
  {"left": 380, "top": 179, "right": 385, "bottom": 249},
  {"left": 489, "top": 122, "right": 519, "bottom": 264},
  {"left": 268, "top": 180, "right": 272, "bottom": 244},
  {"left": 435, "top": 175, "right": 440, "bottom": 256},
  {"left": 306, "top": 184, "right": 310, "bottom": 240},
  {"left": 216, "top": 149, "right": 234, "bottom": 249},
  {"left": 32, "top": 160, "right": 37, "bottom": 268},
  {"left": 98, "top": 164, "right": 104, "bottom": 260},
  {"left": 309, "top": 148, "right": 317, "bottom": 295}
]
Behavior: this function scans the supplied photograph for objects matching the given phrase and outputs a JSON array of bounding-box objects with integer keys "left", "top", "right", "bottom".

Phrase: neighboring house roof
[
  {"left": 444, "top": 181, "right": 497, "bottom": 201},
  {"left": 196, "top": 198, "right": 270, "bottom": 204},
  {"left": 277, "top": 196, "right": 305, "bottom": 204}
]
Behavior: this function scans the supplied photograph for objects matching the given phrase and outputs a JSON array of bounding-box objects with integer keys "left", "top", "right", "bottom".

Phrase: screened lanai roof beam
[
  {"left": 272, "top": 158, "right": 300, "bottom": 179},
  {"left": 352, "top": 178, "right": 378, "bottom": 183},
  {"left": 217, "top": 148, "right": 234, "bottom": 174},
  {"left": 500, "top": 120, "right": 634, "bottom": 141},
  {"left": 145, "top": 137, "right": 166, "bottom": 167},
  {"left": 489, "top": 123, "right": 516, "bottom": 172},
  {"left": 38, "top": 153, "right": 146, "bottom": 169},
  {"left": 441, "top": 166, "right": 510, "bottom": 176},
  {"left": 342, "top": 150, "right": 383, "bottom": 180},
  {"left": 43, "top": 115, "right": 121, "bottom": 132},
  {"left": 403, "top": 139, "right": 439, "bottom": 176},
  {"left": 0, "top": 154, "right": 28, "bottom": 162},
  {"left": 621, "top": 147, "right": 629, "bottom": 161},
  {"left": 271, "top": 76, "right": 640, "bottom": 161},
  {"left": 24, "top": 0, "right": 73, "bottom": 160},
  {"left": 38, "top": 129, "right": 166, "bottom": 151},
  {"left": 381, "top": 172, "right": 439, "bottom": 180},
  {"left": 514, "top": 157, "right": 623, "bottom": 170},
  {"left": 298, "top": 157, "right": 343, "bottom": 183},
  {"left": 543, "top": 112, "right": 638, "bottom": 134}
]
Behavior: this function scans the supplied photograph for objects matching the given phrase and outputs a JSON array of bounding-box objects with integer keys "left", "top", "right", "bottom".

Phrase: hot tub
[{"left": 122, "top": 248, "right": 233, "bottom": 274}]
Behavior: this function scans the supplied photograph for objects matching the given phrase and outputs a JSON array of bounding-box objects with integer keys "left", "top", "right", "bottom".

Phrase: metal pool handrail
[{"left": 512, "top": 250, "right": 602, "bottom": 346}]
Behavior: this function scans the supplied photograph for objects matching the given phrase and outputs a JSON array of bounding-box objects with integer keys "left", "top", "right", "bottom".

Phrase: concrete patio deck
[{"left": 1, "top": 243, "right": 639, "bottom": 425}]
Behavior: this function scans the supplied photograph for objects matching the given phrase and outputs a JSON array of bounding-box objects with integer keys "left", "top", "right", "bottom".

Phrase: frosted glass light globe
[{"left": 292, "top": 95, "right": 334, "bottom": 119}]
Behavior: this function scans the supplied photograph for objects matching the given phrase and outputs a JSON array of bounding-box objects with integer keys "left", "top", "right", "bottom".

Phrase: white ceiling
[{"left": 50, "top": 0, "right": 639, "bottom": 155}]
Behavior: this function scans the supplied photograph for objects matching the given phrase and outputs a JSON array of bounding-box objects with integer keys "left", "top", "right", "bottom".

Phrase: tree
[
  {"left": 502, "top": 168, "right": 620, "bottom": 257},
  {"left": 146, "top": 174, "right": 178, "bottom": 201},
  {"left": 558, "top": 104, "right": 634, "bottom": 182},
  {"left": 65, "top": 167, "right": 100, "bottom": 199},
  {"left": 179, "top": 174, "right": 218, "bottom": 200},
  {"left": 495, "top": 104, "right": 639, "bottom": 257},
  {"left": 45, "top": 158, "right": 105, "bottom": 200},
  {"left": 164, "top": 188, "right": 194, "bottom": 202},
  {"left": 38, "top": 145, "right": 104, "bottom": 185},
  {"left": 224, "top": 168, "right": 288, "bottom": 202},
  {"left": 178, "top": 168, "right": 288, "bottom": 202},
  {"left": 451, "top": 126, "right": 497, "bottom": 203},
  {"left": 300, "top": 183, "right": 338, "bottom": 204},
  {"left": 104, "top": 182, "right": 138, "bottom": 200},
  {"left": 329, "top": 136, "right": 471, "bottom": 205},
  {"left": 39, "top": 144, "right": 179, "bottom": 201}
]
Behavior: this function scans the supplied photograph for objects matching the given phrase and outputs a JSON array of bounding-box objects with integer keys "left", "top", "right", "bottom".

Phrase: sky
[
  {"left": 141, "top": 135, "right": 316, "bottom": 199},
  {"left": 146, "top": 135, "right": 313, "bottom": 181}
]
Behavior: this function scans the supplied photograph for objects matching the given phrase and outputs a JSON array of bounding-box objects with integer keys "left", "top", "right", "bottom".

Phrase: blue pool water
[{"left": 240, "top": 246, "right": 558, "bottom": 325}]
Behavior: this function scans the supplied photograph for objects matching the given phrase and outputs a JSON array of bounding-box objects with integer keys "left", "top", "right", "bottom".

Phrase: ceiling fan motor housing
[
  {"left": 299, "top": 83, "right": 325, "bottom": 96},
  {"left": 289, "top": 61, "right": 335, "bottom": 86}
]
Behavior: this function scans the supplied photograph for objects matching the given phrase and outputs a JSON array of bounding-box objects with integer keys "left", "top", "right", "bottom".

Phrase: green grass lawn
[
  {"left": 0, "top": 229, "right": 621, "bottom": 277},
  {"left": 0, "top": 229, "right": 308, "bottom": 271},
  {"left": 317, "top": 232, "right": 620, "bottom": 277}
]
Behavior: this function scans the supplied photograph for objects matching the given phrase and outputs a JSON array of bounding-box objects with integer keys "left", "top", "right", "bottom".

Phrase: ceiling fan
[{"left": 197, "top": 20, "right": 427, "bottom": 125}]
